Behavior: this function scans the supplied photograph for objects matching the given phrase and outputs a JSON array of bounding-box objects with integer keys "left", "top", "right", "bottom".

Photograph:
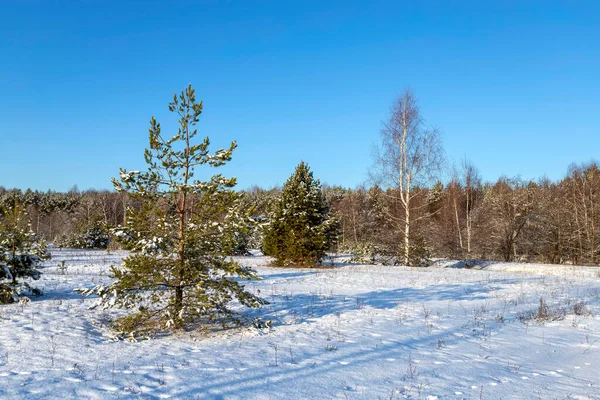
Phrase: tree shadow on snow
[
  {"left": 170, "top": 317, "right": 473, "bottom": 399},
  {"left": 251, "top": 280, "right": 510, "bottom": 328}
]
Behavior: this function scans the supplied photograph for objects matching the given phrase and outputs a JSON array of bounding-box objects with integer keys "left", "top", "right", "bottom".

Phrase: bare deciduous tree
[
  {"left": 565, "top": 162, "right": 600, "bottom": 264},
  {"left": 483, "top": 177, "right": 535, "bottom": 262},
  {"left": 370, "top": 89, "right": 444, "bottom": 265},
  {"left": 460, "top": 158, "right": 482, "bottom": 257}
]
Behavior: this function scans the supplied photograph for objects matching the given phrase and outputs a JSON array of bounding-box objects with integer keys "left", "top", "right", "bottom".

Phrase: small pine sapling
[
  {"left": 79, "top": 85, "right": 265, "bottom": 334},
  {"left": 263, "top": 162, "right": 339, "bottom": 267},
  {"left": 0, "top": 195, "right": 50, "bottom": 303}
]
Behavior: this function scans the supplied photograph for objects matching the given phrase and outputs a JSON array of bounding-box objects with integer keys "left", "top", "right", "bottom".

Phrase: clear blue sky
[{"left": 1, "top": 0, "right": 599, "bottom": 191}]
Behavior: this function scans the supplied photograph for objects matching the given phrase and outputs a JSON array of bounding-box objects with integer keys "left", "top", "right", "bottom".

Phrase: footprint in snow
[
  {"left": 13, "top": 370, "right": 32, "bottom": 375},
  {"left": 98, "top": 384, "right": 119, "bottom": 392}
]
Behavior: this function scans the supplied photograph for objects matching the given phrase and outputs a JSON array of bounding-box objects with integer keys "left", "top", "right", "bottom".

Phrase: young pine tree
[
  {"left": 81, "top": 85, "right": 265, "bottom": 333},
  {"left": 263, "top": 162, "right": 338, "bottom": 266},
  {"left": 0, "top": 193, "right": 50, "bottom": 303}
]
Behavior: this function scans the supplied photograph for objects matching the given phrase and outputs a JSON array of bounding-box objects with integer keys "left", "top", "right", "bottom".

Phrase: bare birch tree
[
  {"left": 371, "top": 89, "right": 444, "bottom": 266},
  {"left": 460, "top": 158, "right": 482, "bottom": 258}
]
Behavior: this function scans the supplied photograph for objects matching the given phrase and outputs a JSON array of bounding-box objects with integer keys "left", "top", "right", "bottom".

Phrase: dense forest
[{"left": 2, "top": 159, "right": 599, "bottom": 266}]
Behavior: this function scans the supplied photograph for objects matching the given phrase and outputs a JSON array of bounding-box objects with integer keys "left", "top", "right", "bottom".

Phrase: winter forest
[
  {"left": 6, "top": 154, "right": 600, "bottom": 266},
  {"left": 4, "top": 92, "right": 600, "bottom": 267},
  {"left": 2, "top": 2, "right": 600, "bottom": 397},
  {"left": 2, "top": 84, "right": 600, "bottom": 399}
]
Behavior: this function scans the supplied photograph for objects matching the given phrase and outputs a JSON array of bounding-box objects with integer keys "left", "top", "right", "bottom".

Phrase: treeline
[
  {"left": 0, "top": 187, "right": 128, "bottom": 249},
  {"left": 325, "top": 161, "right": 600, "bottom": 266},
  {"left": 3, "top": 159, "right": 599, "bottom": 266}
]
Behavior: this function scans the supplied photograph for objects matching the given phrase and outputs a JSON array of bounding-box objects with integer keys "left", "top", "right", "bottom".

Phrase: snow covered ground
[{"left": 1, "top": 250, "right": 599, "bottom": 399}]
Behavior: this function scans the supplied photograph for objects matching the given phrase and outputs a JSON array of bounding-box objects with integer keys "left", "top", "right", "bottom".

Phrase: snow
[{"left": 0, "top": 249, "right": 599, "bottom": 399}]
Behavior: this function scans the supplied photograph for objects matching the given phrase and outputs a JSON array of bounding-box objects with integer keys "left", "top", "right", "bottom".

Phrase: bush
[
  {"left": 55, "top": 222, "right": 110, "bottom": 249},
  {"left": 405, "top": 235, "right": 432, "bottom": 267}
]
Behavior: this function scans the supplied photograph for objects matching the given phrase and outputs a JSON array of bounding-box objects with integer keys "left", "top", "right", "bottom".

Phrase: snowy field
[{"left": 1, "top": 250, "right": 600, "bottom": 399}]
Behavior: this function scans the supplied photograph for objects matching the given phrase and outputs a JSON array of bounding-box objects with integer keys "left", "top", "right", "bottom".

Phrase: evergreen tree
[
  {"left": 0, "top": 193, "right": 50, "bottom": 303},
  {"left": 263, "top": 162, "right": 338, "bottom": 266},
  {"left": 80, "top": 85, "right": 265, "bottom": 333}
]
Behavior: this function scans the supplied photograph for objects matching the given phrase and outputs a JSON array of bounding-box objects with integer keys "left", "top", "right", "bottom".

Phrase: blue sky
[{"left": 1, "top": 1, "right": 599, "bottom": 191}]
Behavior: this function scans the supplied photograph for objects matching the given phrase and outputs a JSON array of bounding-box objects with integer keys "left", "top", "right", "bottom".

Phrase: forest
[{"left": 2, "top": 158, "right": 599, "bottom": 266}]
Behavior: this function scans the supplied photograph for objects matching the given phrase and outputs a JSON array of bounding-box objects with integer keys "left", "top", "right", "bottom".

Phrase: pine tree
[
  {"left": 0, "top": 192, "right": 50, "bottom": 303},
  {"left": 80, "top": 85, "right": 265, "bottom": 333},
  {"left": 263, "top": 162, "right": 338, "bottom": 266}
]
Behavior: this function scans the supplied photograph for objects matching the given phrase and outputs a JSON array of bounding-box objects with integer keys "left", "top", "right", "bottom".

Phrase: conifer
[
  {"left": 80, "top": 85, "right": 264, "bottom": 333},
  {"left": 263, "top": 162, "right": 338, "bottom": 266},
  {"left": 0, "top": 193, "right": 50, "bottom": 303}
]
